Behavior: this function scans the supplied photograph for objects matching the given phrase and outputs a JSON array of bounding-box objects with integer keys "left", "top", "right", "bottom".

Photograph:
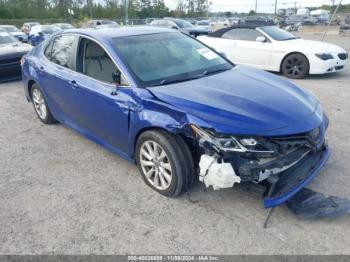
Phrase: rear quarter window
[{"left": 48, "top": 34, "right": 78, "bottom": 70}]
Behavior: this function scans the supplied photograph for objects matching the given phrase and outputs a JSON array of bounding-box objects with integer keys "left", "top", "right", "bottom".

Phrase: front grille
[
  {"left": 335, "top": 65, "right": 344, "bottom": 70},
  {"left": 338, "top": 53, "right": 348, "bottom": 60}
]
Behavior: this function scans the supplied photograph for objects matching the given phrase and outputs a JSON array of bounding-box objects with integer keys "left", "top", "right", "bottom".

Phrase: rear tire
[
  {"left": 136, "top": 130, "right": 194, "bottom": 197},
  {"left": 281, "top": 53, "right": 309, "bottom": 79},
  {"left": 31, "top": 84, "right": 57, "bottom": 124}
]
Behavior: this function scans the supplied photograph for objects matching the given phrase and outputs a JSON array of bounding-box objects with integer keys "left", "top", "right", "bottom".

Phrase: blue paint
[{"left": 22, "top": 27, "right": 330, "bottom": 206}]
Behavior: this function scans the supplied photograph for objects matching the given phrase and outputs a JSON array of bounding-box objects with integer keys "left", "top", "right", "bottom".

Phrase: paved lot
[{"left": 0, "top": 34, "right": 350, "bottom": 255}]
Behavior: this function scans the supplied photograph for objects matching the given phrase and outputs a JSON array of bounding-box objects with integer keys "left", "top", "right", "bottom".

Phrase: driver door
[
  {"left": 68, "top": 37, "right": 133, "bottom": 153},
  {"left": 221, "top": 28, "right": 273, "bottom": 69}
]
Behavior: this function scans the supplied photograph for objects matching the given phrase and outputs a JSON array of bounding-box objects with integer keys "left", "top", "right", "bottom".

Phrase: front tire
[
  {"left": 136, "top": 130, "right": 194, "bottom": 197},
  {"left": 281, "top": 53, "right": 309, "bottom": 79},
  {"left": 31, "top": 84, "right": 56, "bottom": 124}
]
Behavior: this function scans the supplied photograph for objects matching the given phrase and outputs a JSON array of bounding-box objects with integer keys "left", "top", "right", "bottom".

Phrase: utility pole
[
  {"left": 124, "top": 0, "right": 129, "bottom": 26},
  {"left": 87, "top": 0, "right": 93, "bottom": 18},
  {"left": 322, "top": 0, "right": 342, "bottom": 41},
  {"left": 274, "top": 0, "right": 277, "bottom": 14},
  {"left": 255, "top": 0, "right": 257, "bottom": 14}
]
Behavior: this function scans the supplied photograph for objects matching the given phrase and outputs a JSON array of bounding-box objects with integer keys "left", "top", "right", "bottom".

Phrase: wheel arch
[
  {"left": 132, "top": 126, "right": 194, "bottom": 159},
  {"left": 27, "top": 79, "right": 36, "bottom": 101},
  {"left": 280, "top": 52, "right": 310, "bottom": 73}
]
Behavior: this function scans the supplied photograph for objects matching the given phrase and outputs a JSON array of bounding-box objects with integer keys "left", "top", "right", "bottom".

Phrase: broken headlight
[{"left": 191, "top": 125, "right": 275, "bottom": 153}]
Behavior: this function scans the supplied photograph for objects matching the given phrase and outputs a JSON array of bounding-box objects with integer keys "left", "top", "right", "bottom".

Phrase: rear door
[
  {"left": 40, "top": 34, "right": 80, "bottom": 123},
  {"left": 220, "top": 28, "right": 273, "bottom": 69}
]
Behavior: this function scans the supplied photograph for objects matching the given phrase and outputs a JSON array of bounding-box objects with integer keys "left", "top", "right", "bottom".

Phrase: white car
[{"left": 198, "top": 25, "right": 348, "bottom": 79}]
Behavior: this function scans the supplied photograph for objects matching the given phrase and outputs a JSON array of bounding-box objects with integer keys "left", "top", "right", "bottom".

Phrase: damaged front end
[{"left": 191, "top": 120, "right": 330, "bottom": 208}]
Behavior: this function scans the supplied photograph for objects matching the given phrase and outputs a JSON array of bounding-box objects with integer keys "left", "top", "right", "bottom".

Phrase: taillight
[{"left": 20, "top": 57, "right": 25, "bottom": 66}]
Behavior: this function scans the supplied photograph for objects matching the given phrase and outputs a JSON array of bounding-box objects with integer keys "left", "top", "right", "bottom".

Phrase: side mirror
[
  {"left": 256, "top": 36, "right": 266, "bottom": 42},
  {"left": 111, "top": 72, "right": 121, "bottom": 95}
]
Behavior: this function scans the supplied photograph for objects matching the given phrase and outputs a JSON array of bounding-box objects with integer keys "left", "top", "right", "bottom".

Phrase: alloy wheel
[
  {"left": 139, "top": 141, "right": 172, "bottom": 190},
  {"left": 283, "top": 57, "right": 305, "bottom": 78},
  {"left": 32, "top": 88, "right": 47, "bottom": 120}
]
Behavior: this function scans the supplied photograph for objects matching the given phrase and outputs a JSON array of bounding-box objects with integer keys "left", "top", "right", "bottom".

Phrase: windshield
[
  {"left": 197, "top": 21, "right": 209, "bottom": 26},
  {"left": 0, "top": 31, "right": 18, "bottom": 45},
  {"left": 0, "top": 26, "right": 20, "bottom": 32},
  {"left": 259, "top": 26, "right": 299, "bottom": 41},
  {"left": 112, "top": 33, "right": 233, "bottom": 87},
  {"left": 174, "top": 20, "right": 193, "bottom": 28}
]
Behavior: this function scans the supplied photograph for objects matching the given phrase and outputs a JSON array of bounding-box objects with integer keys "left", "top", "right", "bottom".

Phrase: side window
[
  {"left": 222, "top": 28, "right": 264, "bottom": 41},
  {"left": 77, "top": 38, "right": 129, "bottom": 86},
  {"left": 50, "top": 34, "right": 77, "bottom": 70}
]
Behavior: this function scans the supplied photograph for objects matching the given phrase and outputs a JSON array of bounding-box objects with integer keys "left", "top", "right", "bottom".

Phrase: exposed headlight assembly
[
  {"left": 315, "top": 53, "right": 334, "bottom": 60},
  {"left": 190, "top": 125, "right": 275, "bottom": 153}
]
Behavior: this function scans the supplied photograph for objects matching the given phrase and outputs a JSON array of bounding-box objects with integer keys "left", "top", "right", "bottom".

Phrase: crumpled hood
[
  {"left": 0, "top": 42, "right": 32, "bottom": 57},
  {"left": 148, "top": 66, "right": 323, "bottom": 136}
]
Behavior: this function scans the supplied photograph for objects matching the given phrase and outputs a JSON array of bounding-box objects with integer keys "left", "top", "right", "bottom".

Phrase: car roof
[
  {"left": 209, "top": 24, "right": 272, "bottom": 37},
  {"left": 61, "top": 26, "right": 175, "bottom": 40}
]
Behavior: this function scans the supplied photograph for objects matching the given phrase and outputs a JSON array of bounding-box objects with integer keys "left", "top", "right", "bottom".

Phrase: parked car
[
  {"left": 199, "top": 25, "right": 348, "bottom": 78},
  {"left": 285, "top": 15, "right": 317, "bottom": 26},
  {"left": 83, "top": 20, "right": 119, "bottom": 29},
  {"left": 242, "top": 16, "right": 277, "bottom": 26},
  {"left": 22, "top": 27, "right": 330, "bottom": 208},
  {"left": 210, "top": 18, "right": 233, "bottom": 28},
  {"left": 28, "top": 25, "right": 61, "bottom": 46},
  {"left": 53, "top": 23, "right": 75, "bottom": 30},
  {"left": 150, "top": 18, "right": 211, "bottom": 37},
  {"left": 195, "top": 20, "right": 212, "bottom": 32},
  {"left": 0, "top": 25, "right": 28, "bottom": 42},
  {"left": 0, "top": 30, "right": 32, "bottom": 81},
  {"left": 144, "top": 18, "right": 156, "bottom": 25},
  {"left": 21, "top": 22, "right": 40, "bottom": 34}
]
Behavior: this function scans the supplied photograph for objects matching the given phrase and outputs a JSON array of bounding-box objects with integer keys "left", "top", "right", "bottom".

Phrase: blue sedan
[{"left": 21, "top": 27, "right": 330, "bottom": 207}]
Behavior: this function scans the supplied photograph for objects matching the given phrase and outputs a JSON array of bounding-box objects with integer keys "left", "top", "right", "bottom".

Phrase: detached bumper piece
[
  {"left": 263, "top": 144, "right": 330, "bottom": 208},
  {"left": 286, "top": 187, "right": 350, "bottom": 219}
]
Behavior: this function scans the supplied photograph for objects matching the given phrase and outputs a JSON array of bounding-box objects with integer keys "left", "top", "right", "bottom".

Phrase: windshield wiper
[
  {"left": 202, "top": 68, "right": 231, "bottom": 76},
  {"left": 149, "top": 68, "right": 231, "bottom": 87},
  {"left": 157, "top": 73, "right": 204, "bottom": 86},
  {"left": 281, "top": 36, "right": 300, "bottom": 41}
]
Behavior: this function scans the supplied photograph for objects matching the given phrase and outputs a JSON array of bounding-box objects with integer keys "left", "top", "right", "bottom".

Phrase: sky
[{"left": 163, "top": 0, "right": 350, "bottom": 13}]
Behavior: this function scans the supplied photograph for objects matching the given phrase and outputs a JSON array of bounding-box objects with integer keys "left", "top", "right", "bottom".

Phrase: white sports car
[{"left": 198, "top": 25, "right": 348, "bottom": 79}]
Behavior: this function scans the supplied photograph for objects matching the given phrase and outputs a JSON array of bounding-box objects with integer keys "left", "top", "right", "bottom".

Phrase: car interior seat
[{"left": 84, "top": 41, "right": 117, "bottom": 83}]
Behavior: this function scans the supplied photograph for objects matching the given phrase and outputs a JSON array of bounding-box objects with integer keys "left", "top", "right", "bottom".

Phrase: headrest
[{"left": 85, "top": 41, "right": 105, "bottom": 58}]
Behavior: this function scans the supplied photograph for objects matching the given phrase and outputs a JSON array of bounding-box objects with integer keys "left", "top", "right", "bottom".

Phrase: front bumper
[
  {"left": 263, "top": 143, "right": 330, "bottom": 207},
  {"left": 195, "top": 120, "right": 330, "bottom": 207},
  {"left": 309, "top": 53, "right": 348, "bottom": 74}
]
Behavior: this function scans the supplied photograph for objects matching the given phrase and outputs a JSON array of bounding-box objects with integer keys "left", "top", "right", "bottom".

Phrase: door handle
[{"left": 70, "top": 80, "right": 79, "bottom": 89}]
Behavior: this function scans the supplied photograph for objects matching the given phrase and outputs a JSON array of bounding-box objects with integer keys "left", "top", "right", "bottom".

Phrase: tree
[{"left": 248, "top": 9, "right": 256, "bottom": 15}]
